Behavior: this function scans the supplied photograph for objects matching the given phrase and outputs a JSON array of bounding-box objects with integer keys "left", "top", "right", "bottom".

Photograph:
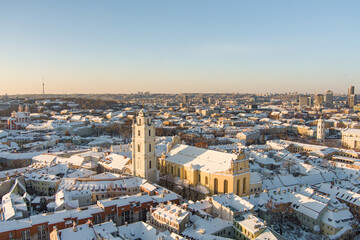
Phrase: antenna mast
[{"left": 42, "top": 76, "right": 45, "bottom": 95}]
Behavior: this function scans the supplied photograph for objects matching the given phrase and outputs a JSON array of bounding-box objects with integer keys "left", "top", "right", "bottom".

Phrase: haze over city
[{"left": 1, "top": 0, "right": 359, "bottom": 94}]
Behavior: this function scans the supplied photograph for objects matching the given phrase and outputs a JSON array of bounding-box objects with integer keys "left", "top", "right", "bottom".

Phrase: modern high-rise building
[
  {"left": 299, "top": 95, "right": 311, "bottom": 107},
  {"left": 132, "top": 110, "right": 157, "bottom": 182},
  {"left": 314, "top": 94, "right": 324, "bottom": 107},
  {"left": 347, "top": 85, "right": 356, "bottom": 108},
  {"left": 348, "top": 85, "right": 355, "bottom": 95},
  {"left": 325, "top": 90, "right": 333, "bottom": 107},
  {"left": 348, "top": 94, "right": 357, "bottom": 108}
]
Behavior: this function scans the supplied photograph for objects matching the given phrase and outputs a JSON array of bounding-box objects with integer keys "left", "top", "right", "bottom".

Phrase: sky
[{"left": 0, "top": 0, "right": 359, "bottom": 95}]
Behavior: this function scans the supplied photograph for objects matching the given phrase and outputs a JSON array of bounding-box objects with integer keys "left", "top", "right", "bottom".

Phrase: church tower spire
[{"left": 132, "top": 110, "right": 157, "bottom": 182}]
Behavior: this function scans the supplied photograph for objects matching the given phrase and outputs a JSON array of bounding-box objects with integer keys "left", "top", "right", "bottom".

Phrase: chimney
[
  {"left": 73, "top": 221, "right": 77, "bottom": 232},
  {"left": 87, "top": 219, "right": 93, "bottom": 227}
]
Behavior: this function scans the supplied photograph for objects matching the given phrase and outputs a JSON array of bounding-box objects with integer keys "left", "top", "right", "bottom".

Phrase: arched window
[
  {"left": 224, "top": 180, "right": 228, "bottom": 194},
  {"left": 237, "top": 179, "right": 240, "bottom": 196},
  {"left": 214, "top": 178, "right": 218, "bottom": 194},
  {"left": 149, "top": 129, "right": 151, "bottom": 136},
  {"left": 149, "top": 144, "right": 151, "bottom": 152},
  {"left": 149, "top": 161, "right": 152, "bottom": 169},
  {"left": 243, "top": 178, "right": 246, "bottom": 194},
  {"left": 138, "top": 130, "right": 140, "bottom": 136},
  {"left": 198, "top": 174, "right": 201, "bottom": 183},
  {"left": 138, "top": 144, "right": 140, "bottom": 152},
  {"left": 205, "top": 176, "right": 208, "bottom": 185}
]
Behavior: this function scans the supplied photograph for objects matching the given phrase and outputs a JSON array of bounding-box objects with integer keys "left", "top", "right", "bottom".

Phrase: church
[
  {"left": 132, "top": 110, "right": 251, "bottom": 197},
  {"left": 7, "top": 104, "right": 31, "bottom": 130}
]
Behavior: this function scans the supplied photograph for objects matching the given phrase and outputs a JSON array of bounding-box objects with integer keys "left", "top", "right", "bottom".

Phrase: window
[
  {"left": 94, "top": 214, "right": 102, "bottom": 224},
  {"left": 205, "top": 176, "right": 208, "bottom": 185},
  {"left": 237, "top": 179, "right": 240, "bottom": 195},
  {"left": 21, "top": 229, "right": 30, "bottom": 240},
  {"left": 149, "top": 129, "right": 151, "bottom": 136},
  {"left": 214, "top": 178, "right": 218, "bottom": 194},
  {"left": 224, "top": 180, "right": 228, "bottom": 193},
  {"left": 37, "top": 225, "right": 46, "bottom": 240},
  {"left": 138, "top": 130, "right": 140, "bottom": 136},
  {"left": 149, "top": 161, "right": 152, "bottom": 169},
  {"left": 138, "top": 144, "right": 140, "bottom": 152},
  {"left": 149, "top": 144, "right": 151, "bottom": 152},
  {"left": 243, "top": 178, "right": 246, "bottom": 194}
]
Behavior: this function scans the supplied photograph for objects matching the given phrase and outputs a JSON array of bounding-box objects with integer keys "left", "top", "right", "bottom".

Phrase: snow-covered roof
[
  {"left": 165, "top": 144, "right": 243, "bottom": 174},
  {"left": 118, "top": 221, "right": 183, "bottom": 240},
  {"left": 212, "top": 193, "right": 254, "bottom": 213},
  {"left": 98, "top": 153, "right": 131, "bottom": 171},
  {"left": 59, "top": 221, "right": 118, "bottom": 240},
  {"left": 152, "top": 203, "right": 190, "bottom": 224}
]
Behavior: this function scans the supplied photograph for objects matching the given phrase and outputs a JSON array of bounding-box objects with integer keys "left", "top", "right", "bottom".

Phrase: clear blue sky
[{"left": 0, "top": 1, "right": 359, "bottom": 94}]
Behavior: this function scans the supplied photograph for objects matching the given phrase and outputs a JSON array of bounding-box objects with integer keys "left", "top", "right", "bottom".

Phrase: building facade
[
  {"left": 7, "top": 105, "right": 31, "bottom": 130},
  {"left": 159, "top": 137, "right": 251, "bottom": 197},
  {"left": 317, "top": 118, "right": 325, "bottom": 142},
  {"left": 132, "top": 110, "right": 157, "bottom": 182},
  {"left": 342, "top": 128, "right": 360, "bottom": 150}
]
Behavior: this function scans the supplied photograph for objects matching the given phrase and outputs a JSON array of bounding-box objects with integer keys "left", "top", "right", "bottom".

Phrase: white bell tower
[
  {"left": 317, "top": 117, "right": 325, "bottom": 142},
  {"left": 132, "top": 110, "right": 157, "bottom": 182}
]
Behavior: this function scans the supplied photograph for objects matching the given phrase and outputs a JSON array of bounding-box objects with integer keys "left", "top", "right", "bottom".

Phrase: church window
[
  {"left": 214, "top": 178, "right": 218, "bottom": 194},
  {"left": 149, "top": 144, "right": 151, "bottom": 152},
  {"left": 243, "top": 178, "right": 246, "bottom": 194},
  {"left": 149, "top": 161, "right": 152, "bottom": 169},
  {"left": 138, "top": 130, "right": 140, "bottom": 136},
  {"left": 237, "top": 179, "right": 241, "bottom": 195},
  {"left": 149, "top": 129, "right": 151, "bottom": 136},
  {"left": 224, "top": 180, "right": 228, "bottom": 193},
  {"left": 138, "top": 144, "right": 140, "bottom": 152}
]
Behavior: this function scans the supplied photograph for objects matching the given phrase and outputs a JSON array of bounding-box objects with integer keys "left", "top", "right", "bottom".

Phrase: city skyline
[{"left": 1, "top": 0, "right": 360, "bottom": 94}]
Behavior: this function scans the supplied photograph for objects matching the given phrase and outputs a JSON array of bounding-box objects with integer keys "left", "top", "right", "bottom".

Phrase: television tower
[{"left": 42, "top": 76, "right": 45, "bottom": 95}]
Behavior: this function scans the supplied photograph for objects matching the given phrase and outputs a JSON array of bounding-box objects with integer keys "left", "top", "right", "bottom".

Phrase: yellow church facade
[{"left": 159, "top": 137, "right": 251, "bottom": 196}]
